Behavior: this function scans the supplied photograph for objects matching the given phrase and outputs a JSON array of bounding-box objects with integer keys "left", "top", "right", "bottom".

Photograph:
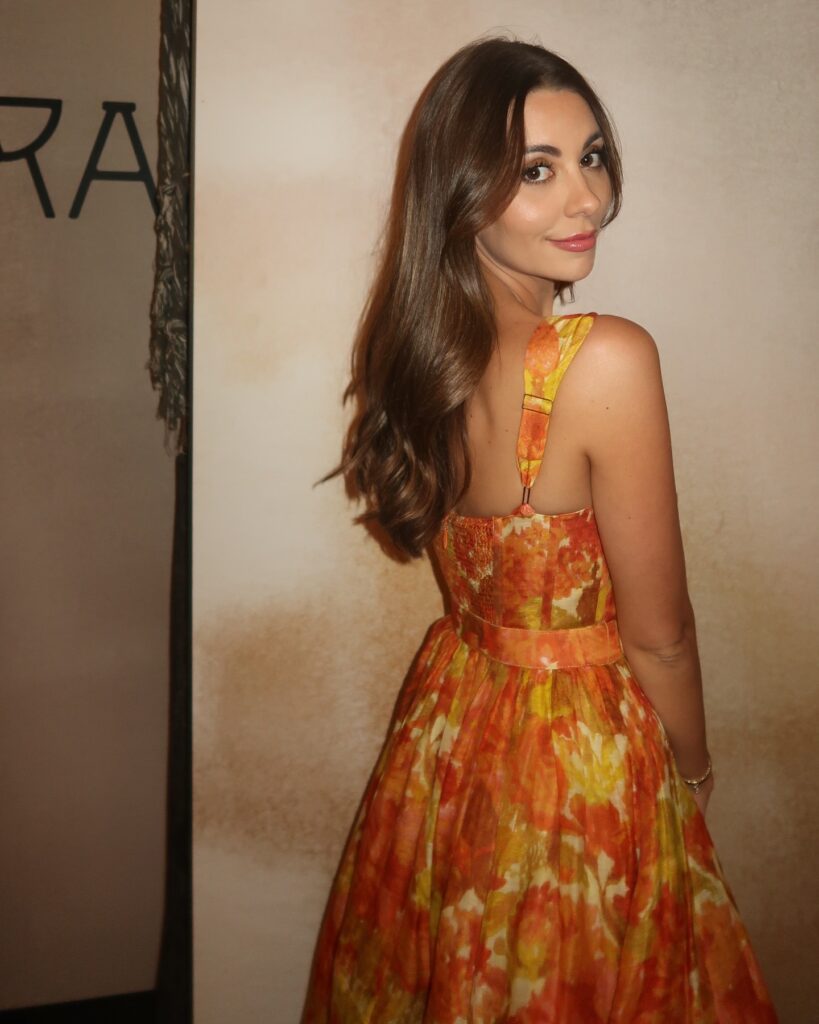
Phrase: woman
[{"left": 301, "top": 36, "right": 779, "bottom": 1023}]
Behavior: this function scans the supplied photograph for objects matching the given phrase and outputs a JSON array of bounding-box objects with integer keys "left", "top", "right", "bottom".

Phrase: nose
[{"left": 564, "top": 168, "right": 604, "bottom": 219}]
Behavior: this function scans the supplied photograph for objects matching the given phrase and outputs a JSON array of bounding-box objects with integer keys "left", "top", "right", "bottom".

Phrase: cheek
[
  {"left": 499, "top": 193, "right": 552, "bottom": 236},
  {"left": 478, "top": 191, "right": 556, "bottom": 258},
  {"left": 598, "top": 172, "right": 614, "bottom": 207},
  {"left": 501, "top": 191, "right": 552, "bottom": 233}
]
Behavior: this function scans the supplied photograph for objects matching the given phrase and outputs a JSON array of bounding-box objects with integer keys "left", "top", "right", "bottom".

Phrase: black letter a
[{"left": 70, "top": 101, "right": 158, "bottom": 218}]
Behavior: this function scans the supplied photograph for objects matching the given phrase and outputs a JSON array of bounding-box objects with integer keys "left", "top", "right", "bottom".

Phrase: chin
[{"left": 557, "top": 262, "right": 595, "bottom": 285}]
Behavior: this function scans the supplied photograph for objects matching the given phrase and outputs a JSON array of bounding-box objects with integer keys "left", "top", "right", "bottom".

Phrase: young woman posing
[{"left": 301, "top": 35, "right": 779, "bottom": 1024}]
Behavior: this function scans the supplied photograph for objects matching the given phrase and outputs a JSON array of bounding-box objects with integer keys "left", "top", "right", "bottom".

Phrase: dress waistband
[{"left": 450, "top": 606, "right": 623, "bottom": 669}]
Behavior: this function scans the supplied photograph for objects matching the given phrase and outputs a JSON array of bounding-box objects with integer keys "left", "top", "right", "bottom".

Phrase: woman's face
[{"left": 475, "top": 88, "right": 612, "bottom": 300}]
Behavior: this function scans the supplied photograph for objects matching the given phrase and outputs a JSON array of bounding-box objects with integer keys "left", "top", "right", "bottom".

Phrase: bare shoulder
[
  {"left": 581, "top": 313, "right": 660, "bottom": 371},
  {"left": 570, "top": 313, "right": 664, "bottom": 407},
  {"left": 558, "top": 313, "right": 669, "bottom": 459}
]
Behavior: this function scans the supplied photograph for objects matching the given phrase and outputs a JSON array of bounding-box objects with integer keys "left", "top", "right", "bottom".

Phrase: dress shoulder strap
[{"left": 516, "top": 312, "right": 598, "bottom": 505}]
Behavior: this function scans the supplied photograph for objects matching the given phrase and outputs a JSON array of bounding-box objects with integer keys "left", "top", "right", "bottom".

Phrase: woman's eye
[
  {"left": 582, "top": 147, "right": 606, "bottom": 168},
  {"left": 522, "top": 160, "right": 552, "bottom": 184}
]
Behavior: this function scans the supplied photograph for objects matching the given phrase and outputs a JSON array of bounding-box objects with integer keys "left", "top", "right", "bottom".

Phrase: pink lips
[{"left": 549, "top": 232, "right": 597, "bottom": 252}]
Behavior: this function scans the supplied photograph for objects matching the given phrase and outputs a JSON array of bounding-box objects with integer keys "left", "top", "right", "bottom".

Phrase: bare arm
[{"left": 582, "top": 316, "right": 710, "bottom": 779}]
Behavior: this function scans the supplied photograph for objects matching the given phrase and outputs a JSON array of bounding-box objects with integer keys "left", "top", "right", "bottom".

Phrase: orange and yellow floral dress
[{"left": 301, "top": 312, "right": 779, "bottom": 1023}]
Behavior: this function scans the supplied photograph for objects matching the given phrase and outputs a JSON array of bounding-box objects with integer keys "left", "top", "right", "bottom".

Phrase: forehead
[{"left": 522, "top": 88, "right": 599, "bottom": 144}]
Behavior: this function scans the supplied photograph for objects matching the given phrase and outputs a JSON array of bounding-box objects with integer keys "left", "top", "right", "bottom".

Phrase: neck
[{"left": 475, "top": 247, "right": 555, "bottom": 318}]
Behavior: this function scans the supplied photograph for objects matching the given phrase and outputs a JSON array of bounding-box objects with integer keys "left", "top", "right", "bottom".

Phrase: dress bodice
[{"left": 434, "top": 504, "right": 617, "bottom": 631}]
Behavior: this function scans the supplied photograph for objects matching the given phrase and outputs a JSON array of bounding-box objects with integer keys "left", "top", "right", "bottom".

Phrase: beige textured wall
[
  {"left": 193, "top": 2, "right": 818, "bottom": 1021},
  {"left": 0, "top": 0, "right": 170, "bottom": 1010}
]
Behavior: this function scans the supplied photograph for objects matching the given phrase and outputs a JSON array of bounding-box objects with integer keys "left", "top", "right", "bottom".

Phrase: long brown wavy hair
[{"left": 317, "top": 36, "right": 623, "bottom": 559}]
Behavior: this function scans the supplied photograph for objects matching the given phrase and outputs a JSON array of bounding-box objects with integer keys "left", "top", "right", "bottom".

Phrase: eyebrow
[{"left": 524, "top": 130, "right": 603, "bottom": 157}]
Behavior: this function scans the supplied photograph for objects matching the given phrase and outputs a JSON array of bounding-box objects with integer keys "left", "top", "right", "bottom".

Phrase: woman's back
[
  {"left": 454, "top": 291, "right": 595, "bottom": 520},
  {"left": 456, "top": 290, "right": 691, "bottom": 658},
  {"left": 436, "top": 309, "right": 620, "bottom": 646}
]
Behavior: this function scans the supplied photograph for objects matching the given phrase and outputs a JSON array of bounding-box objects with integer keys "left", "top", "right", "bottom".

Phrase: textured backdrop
[{"left": 192, "top": 3, "right": 819, "bottom": 1021}]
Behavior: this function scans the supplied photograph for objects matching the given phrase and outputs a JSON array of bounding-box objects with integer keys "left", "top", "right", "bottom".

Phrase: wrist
[{"left": 678, "top": 752, "right": 713, "bottom": 793}]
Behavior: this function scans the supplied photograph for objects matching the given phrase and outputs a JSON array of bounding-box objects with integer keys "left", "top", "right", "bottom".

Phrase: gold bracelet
[{"left": 681, "top": 754, "right": 712, "bottom": 793}]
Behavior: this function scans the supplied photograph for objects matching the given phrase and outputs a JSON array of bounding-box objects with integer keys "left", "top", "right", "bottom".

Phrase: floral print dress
[{"left": 301, "top": 312, "right": 779, "bottom": 1023}]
